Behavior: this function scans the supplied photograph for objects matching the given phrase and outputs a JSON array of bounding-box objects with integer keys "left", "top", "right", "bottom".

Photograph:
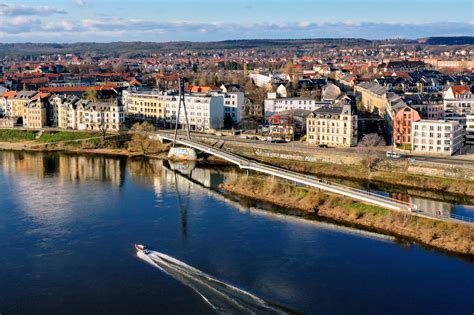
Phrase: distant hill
[
  {"left": 418, "top": 36, "right": 474, "bottom": 45},
  {"left": 0, "top": 39, "right": 374, "bottom": 57},
  {"left": 0, "top": 37, "right": 471, "bottom": 58}
]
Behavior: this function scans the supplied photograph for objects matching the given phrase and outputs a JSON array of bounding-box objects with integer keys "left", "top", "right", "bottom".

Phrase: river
[{"left": 0, "top": 151, "right": 472, "bottom": 314}]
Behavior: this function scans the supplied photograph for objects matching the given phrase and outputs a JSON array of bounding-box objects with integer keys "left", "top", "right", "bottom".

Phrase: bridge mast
[{"left": 172, "top": 77, "right": 192, "bottom": 147}]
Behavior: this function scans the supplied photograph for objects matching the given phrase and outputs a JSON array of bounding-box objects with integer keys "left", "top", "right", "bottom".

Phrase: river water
[{"left": 0, "top": 151, "right": 472, "bottom": 314}]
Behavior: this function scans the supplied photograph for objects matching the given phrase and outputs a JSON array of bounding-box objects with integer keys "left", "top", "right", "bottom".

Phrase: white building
[
  {"left": 412, "top": 120, "right": 465, "bottom": 155},
  {"left": 165, "top": 94, "right": 225, "bottom": 132},
  {"left": 443, "top": 85, "right": 474, "bottom": 126},
  {"left": 223, "top": 92, "right": 244, "bottom": 126},
  {"left": 77, "top": 101, "right": 125, "bottom": 131},
  {"left": 467, "top": 114, "right": 474, "bottom": 145},
  {"left": 249, "top": 72, "right": 272, "bottom": 87},
  {"left": 264, "top": 94, "right": 331, "bottom": 116},
  {"left": 54, "top": 96, "right": 124, "bottom": 131}
]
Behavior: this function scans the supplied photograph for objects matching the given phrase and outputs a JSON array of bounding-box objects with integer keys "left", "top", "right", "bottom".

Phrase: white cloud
[
  {"left": 0, "top": 3, "right": 67, "bottom": 16},
  {"left": 71, "top": 0, "right": 89, "bottom": 7},
  {"left": 0, "top": 17, "right": 472, "bottom": 42}
]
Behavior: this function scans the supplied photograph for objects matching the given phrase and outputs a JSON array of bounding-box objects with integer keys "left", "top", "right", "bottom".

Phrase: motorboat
[{"left": 135, "top": 244, "right": 149, "bottom": 254}]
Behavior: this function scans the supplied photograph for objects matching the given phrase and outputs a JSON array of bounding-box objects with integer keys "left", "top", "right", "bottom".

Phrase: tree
[
  {"left": 84, "top": 89, "right": 98, "bottom": 102},
  {"left": 358, "top": 133, "right": 385, "bottom": 179},
  {"left": 129, "top": 122, "right": 157, "bottom": 155}
]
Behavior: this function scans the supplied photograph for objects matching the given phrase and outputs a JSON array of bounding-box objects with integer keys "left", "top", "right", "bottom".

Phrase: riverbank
[
  {"left": 239, "top": 153, "right": 474, "bottom": 198},
  {"left": 220, "top": 175, "right": 474, "bottom": 256}
]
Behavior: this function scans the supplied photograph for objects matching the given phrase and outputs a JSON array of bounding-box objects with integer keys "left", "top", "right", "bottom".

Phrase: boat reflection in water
[{"left": 136, "top": 247, "right": 290, "bottom": 314}]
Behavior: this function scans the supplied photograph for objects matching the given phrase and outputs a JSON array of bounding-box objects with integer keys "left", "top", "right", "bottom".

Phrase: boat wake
[{"left": 137, "top": 250, "right": 290, "bottom": 314}]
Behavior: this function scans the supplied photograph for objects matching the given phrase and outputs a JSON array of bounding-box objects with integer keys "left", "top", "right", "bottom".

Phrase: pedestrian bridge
[{"left": 155, "top": 134, "right": 415, "bottom": 213}]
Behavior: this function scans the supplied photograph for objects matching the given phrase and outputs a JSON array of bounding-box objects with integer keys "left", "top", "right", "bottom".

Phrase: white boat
[{"left": 135, "top": 244, "right": 149, "bottom": 254}]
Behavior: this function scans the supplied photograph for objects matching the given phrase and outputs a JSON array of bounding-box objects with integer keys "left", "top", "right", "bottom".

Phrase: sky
[{"left": 0, "top": 0, "right": 473, "bottom": 43}]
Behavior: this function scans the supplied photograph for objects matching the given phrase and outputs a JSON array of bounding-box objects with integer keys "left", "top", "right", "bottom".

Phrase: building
[
  {"left": 306, "top": 105, "right": 358, "bottom": 147},
  {"left": 383, "top": 61, "right": 428, "bottom": 72},
  {"left": 12, "top": 90, "right": 38, "bottom": 118},
  {"left": 412, "top": 120, "right": 465, "bottom": 155},
  {"left": 355, "top": 81, "right": 388, "bottom": 116},
  {"left": 443, "top": 85, "right": 473, "bottom": 125},
  {"left": 23, "top": 93, "right": 50, "bottom": 129},
  {"left": 467, "top": 115, "right": 474, "bottom": 145},
  {"left": 223, "top": 92, "right": 244, "bottom": 126},
  {"left": 76, "top": 101, "right": 125, "bottom": 131},
  {"left": 393, "top": 105, "right": 421, "bottom": 146},
  {"left": 0, "top": 90, "right": 16, "bottom": 117},
  {"left": 24, "top": 100, "right": 47, "bottom": 129},
  {"left": 404, "top": 93, "right": 444, "bottom": 120},
  {"left": 264, "top": 94, "right": 330, "bottom": 116},
  {"left": 54, "top": 96, "right": 124, "bottom": 131},
  {"left": 122, "top": 89, "right": 170, "bottom": 122},
  {"left": 165, "top": 94, "right": 225, "bottom": 132}
]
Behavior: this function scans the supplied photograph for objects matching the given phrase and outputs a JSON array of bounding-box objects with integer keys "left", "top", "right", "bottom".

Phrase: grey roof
[
  {"left": 357, "top": 81, "right": 387, "bottom": 96},
  {"left": 14, "top": 90, "right": 37, "bottom": 99}
]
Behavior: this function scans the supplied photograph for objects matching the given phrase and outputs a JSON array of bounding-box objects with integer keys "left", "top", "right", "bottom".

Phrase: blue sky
[{"left": 0, "top": 0, "right": 473, "bottom": 42}]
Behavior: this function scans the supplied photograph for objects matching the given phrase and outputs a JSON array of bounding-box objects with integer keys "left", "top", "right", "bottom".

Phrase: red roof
[
  {"left": 39, "top": 85, "right": 118, "bottom": 93},
  {"left": 31, "top": 92, "right": 50, "bottom": 100},
  {"left": 452, "top": 85, "right": 470, "bottom": 96}
]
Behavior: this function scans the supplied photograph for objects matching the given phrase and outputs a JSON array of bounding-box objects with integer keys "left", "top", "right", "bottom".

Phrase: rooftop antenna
[{"left": 172, "top": 77, "right": 191, "bottom": 147}]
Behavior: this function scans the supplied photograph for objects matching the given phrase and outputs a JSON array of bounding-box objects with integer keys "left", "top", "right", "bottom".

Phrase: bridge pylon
[{"left": 169, "top": 77, "right": 197, "bottom": 160}]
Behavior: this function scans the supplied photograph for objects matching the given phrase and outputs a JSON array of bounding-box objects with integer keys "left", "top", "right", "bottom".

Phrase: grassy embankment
[
  {"left": 250, "top": 155, "right": 474, "bottom": 197},
  {"left": 0, "top": 129, "right": 37, "bottom": 142},
  {"left": 221, "top": 175, "right": 474, "bottom": 256},
  {"left": 0, "top": 129, "right": 170, "bottom": 157}
]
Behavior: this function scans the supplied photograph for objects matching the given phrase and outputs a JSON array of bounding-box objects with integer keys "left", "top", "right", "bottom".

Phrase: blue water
[{"left": 0, "top": 151, "right": 472, "bottom": 314}]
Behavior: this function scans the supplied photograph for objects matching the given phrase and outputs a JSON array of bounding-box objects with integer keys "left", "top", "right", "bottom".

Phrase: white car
[{"left": 386, "top": 151, "right": 401, "bottom": 158}]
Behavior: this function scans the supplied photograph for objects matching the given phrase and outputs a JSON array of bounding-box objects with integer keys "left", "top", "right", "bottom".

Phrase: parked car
[
  {"left": 386, "top": 151, "right": 401, "bottom": 158},
  {"left": 318, "top": 144, "right": 329, "bottom": 148}
]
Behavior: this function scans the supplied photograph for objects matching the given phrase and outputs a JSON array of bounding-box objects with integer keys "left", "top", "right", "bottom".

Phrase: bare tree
[
  {"left": 129, "top": 122, "right": 157, "bottom": 155},
  {"left": 358, "top": 133, "right": 385, "bottom": 178}
]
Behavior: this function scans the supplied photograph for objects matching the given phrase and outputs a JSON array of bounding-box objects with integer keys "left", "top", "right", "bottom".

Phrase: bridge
[
  {"left": 156, "top": 134, "right": 416, "bottom": 213},
  {"left": 154, "top": 133, "right": 474, "bottom": 226}
]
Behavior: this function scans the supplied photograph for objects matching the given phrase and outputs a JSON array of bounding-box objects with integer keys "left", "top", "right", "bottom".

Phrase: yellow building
[
  {"left": 306, "top": 105, "right": 358, "bottom": 147},
  {"left": 12, "top": 91, "right": 38, "bottom": 118},
  {"left": 24, "top": 100, "right": 47, "bottom": 129},
  {"left": 355, "top": 82, "right": 388, "bottom": 116},
  {"left": 123, "top": 89, "right": 168, "bottom": 120}
]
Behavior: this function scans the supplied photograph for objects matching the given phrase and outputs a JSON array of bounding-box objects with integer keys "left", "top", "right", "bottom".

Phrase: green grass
[
  {"left": 345, "top": 202, "right": 389, "bottom": 217},
  {"left": 0, "top": 129, "right": 37, "bottom": 142},
  {"left": 37, "top": 131, "right": 98, "bottom": 143}
]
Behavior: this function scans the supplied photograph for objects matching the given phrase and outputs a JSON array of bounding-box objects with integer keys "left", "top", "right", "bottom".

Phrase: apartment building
[
  {"left": 12, "top": 91, "right": 38, "bottom": 118},
  {"left": 0, "top": 90, "right": 16, "bottom": 117},
  {"left": 165, "top": 94, "right": 225, "bottom": 131},
  {"left": 393, "top": 105, "right": 421, "bottom": 146},
  {"left": 23, "top": 101, "right": 47, "bottom": 129},
  {"left": 264, "top": 94, "right": 330, "bottom": 115},
  {"left": 404, "top": 93, "right": 444, "bottom": 120},
  {"left": 23, "top": 93, "right": 50, "bottom": 129},
  {"left": 76, "top": 101, "right": 125, "bottom": 131},
  {"left": 355, "top": 81, "right": 388, "bottom": 116},
  {"left": 122, "top": 89, "right": 169, "bottom": 121},
  {"left": 306, "top": 105, "right": 358, "bottom": 147},
  {"left": 55, "top": 96, "right": 124, "bottom": 131},
  {"left": 467, "top": 114, "right": 474, "bottom": 145},
  {"left": 223, "top": 92, "right": 244, "bottom": 126},
  {"left": 412, "top": 120, "right": 465, "bottom": 155},
  {"left": 443, "top": 85, "right": 473, "bottom": 126}
]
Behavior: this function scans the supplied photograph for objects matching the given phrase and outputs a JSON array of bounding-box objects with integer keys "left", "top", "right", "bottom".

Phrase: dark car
[{"left": 318, "top": 144, "right": 329, "bottom": 148}]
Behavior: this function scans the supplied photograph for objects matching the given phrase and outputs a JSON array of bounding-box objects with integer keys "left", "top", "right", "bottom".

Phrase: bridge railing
[{"left": 163, "top": 135, "right": 416, "bottom": 211}]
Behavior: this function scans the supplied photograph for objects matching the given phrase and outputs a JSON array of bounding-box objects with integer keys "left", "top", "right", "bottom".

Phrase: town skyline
[{"left": 1, "top": 0, "right": 473, "bottom": 43}]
